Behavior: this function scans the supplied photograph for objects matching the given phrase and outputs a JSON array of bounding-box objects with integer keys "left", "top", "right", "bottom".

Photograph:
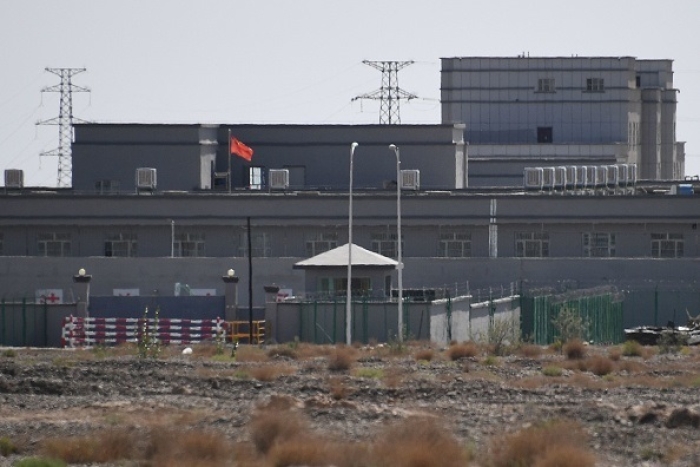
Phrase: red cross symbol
[{"left": 43, "top": 293, "right": 60, "bottom": 304}]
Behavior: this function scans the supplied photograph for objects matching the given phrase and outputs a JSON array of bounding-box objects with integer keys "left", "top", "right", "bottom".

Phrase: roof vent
[
  {"left": 4, "top": 169, "right": 23, "bottom": 189},
  {"left": 136, "top": 168, "right": 157, "bottom": 192},
  {"left": 269, "top": 169, "right": 290, "bottom": 190}
]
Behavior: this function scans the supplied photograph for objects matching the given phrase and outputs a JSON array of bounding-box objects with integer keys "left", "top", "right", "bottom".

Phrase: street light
[
  {"left": 389, "top": 144, "right": 403, "bottom": 342},
  {"left": 347, "top": 142, "right": 359, "bottom": 345}
]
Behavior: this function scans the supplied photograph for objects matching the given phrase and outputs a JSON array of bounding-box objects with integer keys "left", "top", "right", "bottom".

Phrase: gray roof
[{"left": 294, "top": 243, "right": 398, "bottom": 269}]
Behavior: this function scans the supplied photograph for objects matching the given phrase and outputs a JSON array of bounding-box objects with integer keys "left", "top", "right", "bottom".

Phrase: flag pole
[{"left": 227, "top": 129, "right": 232, "bottom": 193}]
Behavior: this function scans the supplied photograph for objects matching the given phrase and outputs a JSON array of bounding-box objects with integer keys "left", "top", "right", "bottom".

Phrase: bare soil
[{"left": 1, "top": 343, "right": 700, "bottom": 466}]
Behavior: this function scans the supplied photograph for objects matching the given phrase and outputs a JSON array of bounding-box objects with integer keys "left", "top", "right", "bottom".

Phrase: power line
[
  {"left": 352, "top": 60, "right": 417, "bottom": 124},
  {"left": 36, "top": 68, "right": 90, "bottom": 187}
]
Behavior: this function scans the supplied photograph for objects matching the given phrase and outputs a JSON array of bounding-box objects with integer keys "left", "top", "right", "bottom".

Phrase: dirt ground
[{"left": 1, "top": 342, "right": 699, "bottom": 466}]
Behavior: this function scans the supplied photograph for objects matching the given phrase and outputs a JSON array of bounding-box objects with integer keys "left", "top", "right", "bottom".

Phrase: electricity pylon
[
  {"left": 353, "top": 60, "right": 417, "bottom": 124},
  {"left": 37, "top": 68, "right": 90, "bottom": 187}
]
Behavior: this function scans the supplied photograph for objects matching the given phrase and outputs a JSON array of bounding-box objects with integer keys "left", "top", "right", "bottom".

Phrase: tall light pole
[
  {"left": 347, "top": 142, "right": 359, "bottom": 345},
  {"left": 389, "top": 144, "right": 404, "bottom": 341}
]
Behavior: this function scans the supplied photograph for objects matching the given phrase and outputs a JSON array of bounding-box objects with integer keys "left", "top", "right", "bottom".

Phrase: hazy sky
[{"left": 1, "top": 0, "right": 699, "bottom": 186}]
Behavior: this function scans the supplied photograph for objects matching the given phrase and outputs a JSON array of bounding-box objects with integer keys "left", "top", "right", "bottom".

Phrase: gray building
[{"left": 441, "top": 56, "right": 684, "bottom": 185}]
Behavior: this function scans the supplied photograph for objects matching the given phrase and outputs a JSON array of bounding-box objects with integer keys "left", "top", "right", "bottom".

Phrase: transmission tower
[
  {"left": 37, "top": 68, "right": 90, "bottom": 187},
  {"left": 353, "top": 60, "right": 417, "bottom": 125}
]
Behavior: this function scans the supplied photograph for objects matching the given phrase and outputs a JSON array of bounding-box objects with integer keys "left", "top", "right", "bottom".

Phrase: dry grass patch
[
  {"left": 414, "top": 348, "right": 435, "bottom": 362},
  {"left": 563, "top": 339, "right": 587, "bottom": 360},
  {"left": 586, "top": 355, "right": 614, "bottom": 376},
  {"left": 519, "top": 344, "right": 544, "bottom": 358},
  {"left": 372, "top": 417, "right": 471, "bottom": 467},
  {"left": 446, "top": 341, "right": 479, "bottom": 361},
  {"left": 615, "top": 359, "right": 647, "bottom": 374},
  {"left": 327, "top": 345, "right": 357, "bottom": 372},
  {"left": 266, "top": 345, "right": 298, "bottom": 360},
  {"left": 382, "top": 366, "right": 405, "bottom": 388},
  {"left": 487, "top": 419, "right": 594, "bottom": 467},
  {"left": 295, "top": 343, "right": 334, "bottom": 360},
  {"left": 235, "top": 345, "right": 270, "bottom": 363},
  {"left": 249, "top": 410, "right": 309, "bottom": 455},
  {"left": 328, "top": 376, "right": 351, "bottom": 400},
  {"left": 146, "top": 427, "right": 232, "bottom": 467},
  {"left": 40, "top": 429, "right": 137, "bottom": 464},
  {"left": 248, "top": 363, "right": 296, "bottom": 382}
]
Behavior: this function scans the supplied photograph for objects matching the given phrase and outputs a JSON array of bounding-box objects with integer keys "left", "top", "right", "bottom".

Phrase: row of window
[
  {"left": 6, "top": 231, "right": 687, "bottom": 259},
  {"left": 537, "top": 78, "right": 606, "bottom": 93}
]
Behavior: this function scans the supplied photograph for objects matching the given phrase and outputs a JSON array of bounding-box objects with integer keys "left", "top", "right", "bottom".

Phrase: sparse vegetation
[
  {"left": 446, "top": 341, "right": 479, "bottom": 360},
  {"left": 519, "top": 343, "right": 543, "bottom": 358},
  {"left": 0, "top": 436, "right": 18, "bottom": 456},
  {"left": 2, "top": 348, "right": 17, "bottom": 358},
  {"left": 563, "top": 338, "right": 587, "bottom": 360},
  {"left": 551, "top": 306, "right": 588, "bottom": 344},
  {"left": 621, "top": 339, "right": 643, "bottom": 357},
  {"left": 327, "top": 345, "right": 356, "bottom": 371},
  {"left": 542, "top": 365, "right": 563, "bottom": 377},
  {"left": 587, "top": 354, "right": 614, "bottom": 376},
  {"left": 486, "top": 314, "right": 520, "bottom": 356},
  {"left": 414, "top": 347, "right": 435, "bottom": 362},
  {"left": 14, "top": 458, "right": 66, "bottom": 467}
]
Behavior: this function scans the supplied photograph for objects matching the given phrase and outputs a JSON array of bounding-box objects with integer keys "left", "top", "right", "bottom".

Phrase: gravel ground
[{"left": 1, "top": 344, "right": 700, "bottom": 466}]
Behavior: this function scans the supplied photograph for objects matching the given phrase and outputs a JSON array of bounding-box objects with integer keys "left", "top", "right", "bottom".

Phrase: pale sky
[{"left": 1, "top": 0, "right": 699, "bottom": 187}]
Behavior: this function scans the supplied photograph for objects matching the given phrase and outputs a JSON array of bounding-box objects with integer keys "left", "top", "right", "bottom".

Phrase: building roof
[{"left": 294, "top": 243, "right": 398, "bottom": 269}]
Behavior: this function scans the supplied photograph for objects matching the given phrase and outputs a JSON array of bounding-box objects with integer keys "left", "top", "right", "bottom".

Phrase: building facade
[{"left": 441, "top": 56, "right": 684, "bottom": 185}]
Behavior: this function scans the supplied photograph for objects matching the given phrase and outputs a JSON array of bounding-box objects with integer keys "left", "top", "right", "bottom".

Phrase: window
[
  {"left": 319, "top": 277, "right": 371, "bottom": 296},
  {"left": 537, "top": 78, "right": 555, "bottom": 92},
  {"left": 306, "top": 232, "right": 338, "bottom": 257},
  {"left": 635, "top": 75, "right": 641, "bottom": 88},
  {"left": 586, "top": 78, "right": 605, "bottom": 92},
  {"left": 371, "top": 232, "right": 402, "bottom": 258},
  {"left": 515, "top": 232, "right": 549, "bottom": 258},
  {"left": 239, "top": 232, "right": 270, "bottom": 257},
  {"left": 174, "top": 232, "right": 205, "bottom": 257},
  {"left": 537, "top": 127, "right": 553, "bottom": 143},
  {"left": 249, "top": 167, "right": 264, "bottom": 190},
  {"left": 651, "top": 233, "right": 684, "bottom": 258},
  {"left": 95, "top": 180, "right": 120, "bottom": 194},
  {"left": 438, "top": 231, "right": 471, "bottom": 257},
  {"left": 38, "top": 232, "right": 71, "bottom": 257},
  {"left": 105, "top": 233, "right": 137, "bottom": 257},
  {"left": 582, "top": 233, "right": 616, "bottom": 257}
]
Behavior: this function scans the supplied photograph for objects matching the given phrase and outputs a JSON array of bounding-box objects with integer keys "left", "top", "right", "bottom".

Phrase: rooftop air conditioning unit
[
  {"left": 4, "top": 169, "right": 24, "bottom": 189},
  {"left": 136, "top": 168, "right": 157, "bottom": 191},
  {"left": 400, "top": 170, "right": 420, "bottom": 190},
  {"left": 269, "top": 169, "right": 289, "bottom": 190}
]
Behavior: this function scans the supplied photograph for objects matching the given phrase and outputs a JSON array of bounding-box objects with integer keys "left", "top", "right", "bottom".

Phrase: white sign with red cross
[{"left": 36, "top": 289, "right": 63, "bottom": 304}]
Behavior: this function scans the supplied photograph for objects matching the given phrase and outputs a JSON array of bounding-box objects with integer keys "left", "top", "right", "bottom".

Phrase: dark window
[
  {"left": 635, "top": 75, "right": 641, "bottom": 88},
  {"left": 537, "top": 127, "right": 553, "bottom": 143}
]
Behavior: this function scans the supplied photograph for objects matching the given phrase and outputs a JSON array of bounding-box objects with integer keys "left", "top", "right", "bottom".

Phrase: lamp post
[
  {"left": 389, "top": 144, "right": 403, "bottom": 342},
  {"left": 347, "top": 142, "right": 359, "bottom": 345}
]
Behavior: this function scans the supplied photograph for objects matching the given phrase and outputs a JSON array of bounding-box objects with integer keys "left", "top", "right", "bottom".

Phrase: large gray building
[
  {"left": 441, "top": 56, "right": 684, "bottom": 185},
  {"left": 0, "top": 56, "right": 697, "bottom": 329}
]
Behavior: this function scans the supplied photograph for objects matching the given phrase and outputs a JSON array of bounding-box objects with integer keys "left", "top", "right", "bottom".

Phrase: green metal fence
[
  {"left": 1, "top": 296, "right": 49, "bottom": 347},
  {"left": 297, "top": 296, "right": 431, "bottom": 344},
  {"left": 521, "top": 287, "right": 624, "bottom": 345}
]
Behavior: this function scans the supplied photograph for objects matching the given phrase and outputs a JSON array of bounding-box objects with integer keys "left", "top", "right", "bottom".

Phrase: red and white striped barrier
[{"left": 61, "top": 315, "right": 224, "bottom": 348}]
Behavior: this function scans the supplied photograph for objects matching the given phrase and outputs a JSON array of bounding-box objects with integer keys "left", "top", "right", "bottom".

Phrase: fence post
[
  {"left": 654, "top": 285, "right": 659, "bottom": 327},
  {"left": 22, "top": 296, "right": 28, "bottom": 347},
  {"left": 1, "top": 298, "right": 5, "bottom": 346}
]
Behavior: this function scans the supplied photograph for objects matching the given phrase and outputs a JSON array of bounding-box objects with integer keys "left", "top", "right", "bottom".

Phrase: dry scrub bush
[
  {"left": 621, "top": 339, "right": 644, "bottom": 357},
  {"left": 519, "top": 344, "right": 543, "bottom": 358},
  {"left": 40, "top": 429, "right": 137, "bottom": 464},
  {"left": 249, "top": 410, "right": 308, "bottom": 455},
  {"left": 607, "top": 346, "right": 622, "bottom": 361},
  {"left": 446, "top": 341, "right": 479, "bottom": 361},
  {"left": 328, "top": 376, "right": 351, "bottom": 400},
  {"left": 487, "top": 419, "right": 594, "bottom": 467},
  {"left": 327, "top": 345, "right": 356, "bottom": 371},
  {"left": 586, "top": 355, "right": 614, "bottom": 376},
  {"left": 372, "top": 417, "right": 471, "bottom": 467},
  {"left": 563, "top": 339, "right": 587, "bottom": 359},
  {"left": 235, "top": 345, "right": 270, "bottom": 362},
  {"left": 414, "top": 348, "right": 435, "bottom": 362},
  {"left": 248, "top": 363, "right": 295, "bottom": 382},
  {"left": 146, "top": 427, "right": 232, "bottom": 467}
]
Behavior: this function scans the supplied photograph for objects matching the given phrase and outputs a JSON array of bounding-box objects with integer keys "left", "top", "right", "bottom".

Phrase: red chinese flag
[{"left": 230, "top": 137, "right": 254, "bottom": 162}]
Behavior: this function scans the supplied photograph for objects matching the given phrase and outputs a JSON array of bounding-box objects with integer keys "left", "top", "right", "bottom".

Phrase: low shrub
[
  {"left": 542, "top": 365, "right": 563, "bottom": 377},
  {"left": 414, "top": 348, "right": 435, "bottom": 362},
  {"left": 147, "top": 427, "right": 232, "bottom": 466},
  {"left": 354, "top": 367, "right": 384, "bottom": 379},
  {"left": 587, "top": 355, "right": 614, "bottom": 376},
  {"left": 14, "top": 458, "right": 66, "bottom": 467},
  {"left": 0, "top": 436, "right": 18, "bottom": 456},
  {"left": 328, "top": 346, "right": 355, "bottom": 372},
  {"left": 41, "top": 429, "right": 136, "bottom": 464},
  {"left": 248, "top": 363, "right": 295, "bottom": 382},
  {"left": 519, "top": 344, "right": 543, "bottom": 358},
  {"left": 621, "top": 340, "right": 643, "bottom": 357},
  {"left": 488, "top": 419, "right": 594, "bottom": 467},
  {"left": 446, "top": 342, "right": 479, "bottom": 361},
  {"left": 249, "top": 410, "right": 308, "bottom": 455},
  {"left": 266, "top": 345, "right": 298, "bottom": 360},
  {"left": 563, "top": 339, "right": 587, "bottom": 360},
  {"left": 1, "top": 349, "right": 17, "bottom": 358}
]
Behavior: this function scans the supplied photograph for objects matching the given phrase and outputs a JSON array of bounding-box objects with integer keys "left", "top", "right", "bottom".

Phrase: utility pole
[
  {"left": 353, "top": 60, "right": 417, "bottom": 125},
  {"left": 37, "top": 68, "right": 90, "bottom": 187}
]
